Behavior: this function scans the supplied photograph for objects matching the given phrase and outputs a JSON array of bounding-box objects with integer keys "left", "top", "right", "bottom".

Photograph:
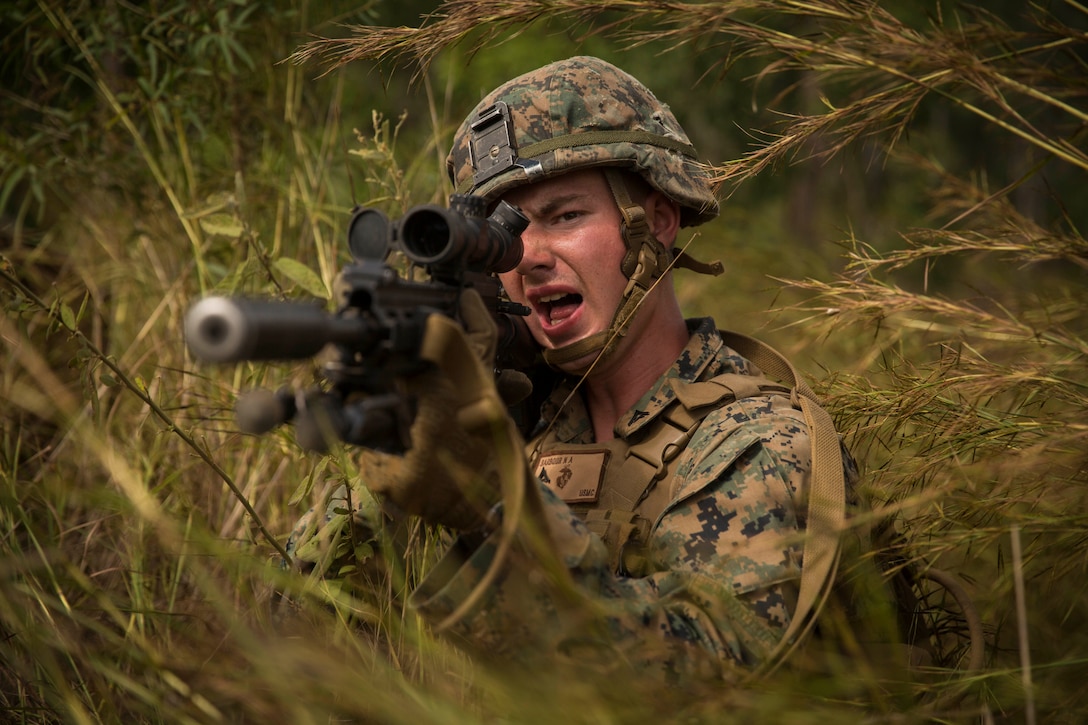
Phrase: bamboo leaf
[
  {"left": 59, "top": 302, "right": 76, "bottom": 331},
  {"left": 273, "top": 258, "right": 328, "bottom": 298}
]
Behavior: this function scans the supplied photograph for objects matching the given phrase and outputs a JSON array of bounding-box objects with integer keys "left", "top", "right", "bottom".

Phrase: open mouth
[{"left": 536, "top": 292, "right": 583, "bottom": 326}]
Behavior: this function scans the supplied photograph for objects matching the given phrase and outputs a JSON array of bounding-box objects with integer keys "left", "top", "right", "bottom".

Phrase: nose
[{"left": 514, "top": 224, "right": 555, "bottom": 276}]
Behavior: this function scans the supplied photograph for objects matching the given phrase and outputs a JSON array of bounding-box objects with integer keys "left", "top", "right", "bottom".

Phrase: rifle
[{"left": 184, "top": 194, "right": 537, "bottom": 453}]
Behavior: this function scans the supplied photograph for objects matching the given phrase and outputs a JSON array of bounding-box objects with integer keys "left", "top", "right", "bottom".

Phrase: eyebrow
[{"left": 534, "top": 191, "right": 588, "bottom": 218}]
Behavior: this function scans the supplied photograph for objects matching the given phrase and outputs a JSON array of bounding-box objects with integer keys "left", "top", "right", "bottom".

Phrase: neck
[{"left": 582, "top": 296, "right": 689, "bottom": 442}]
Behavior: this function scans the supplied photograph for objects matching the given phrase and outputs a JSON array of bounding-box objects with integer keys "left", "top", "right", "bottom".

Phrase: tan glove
[
  {"left": 462, "top": 291, "right": 534, "bottom": 407},
  {"left": 358, "top": 289, "right": 526, "bottom": 531}
]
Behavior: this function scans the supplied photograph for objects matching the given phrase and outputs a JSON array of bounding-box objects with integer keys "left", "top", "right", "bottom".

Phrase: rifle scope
[{"left": 398, "top": 197, "right": 528, "bottom": 274}]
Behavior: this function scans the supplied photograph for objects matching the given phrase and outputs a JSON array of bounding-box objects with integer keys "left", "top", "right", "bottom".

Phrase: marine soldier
[{"left": 287, "top": 56, "right": 852, "bottom": 682}]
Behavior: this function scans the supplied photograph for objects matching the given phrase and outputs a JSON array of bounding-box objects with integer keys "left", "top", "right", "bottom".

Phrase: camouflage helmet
[{"left": 446, "top": 56, "right": 719, "bottom": 227}]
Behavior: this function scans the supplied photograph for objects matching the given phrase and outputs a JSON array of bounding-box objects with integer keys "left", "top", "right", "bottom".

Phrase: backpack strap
[{"left": 719, "top": 331, "right": 847, "bottom": 677}]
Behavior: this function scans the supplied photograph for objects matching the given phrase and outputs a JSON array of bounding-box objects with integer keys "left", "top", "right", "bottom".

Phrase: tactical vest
[
  {"left": 526, "top": 331, "right": 986, "bottom": 686},
  {"left": 530, "top": 370, "right": 792, "bottom": 576},
  {"left": 530, "top": 331, "right": 849, "bottom": 676}
]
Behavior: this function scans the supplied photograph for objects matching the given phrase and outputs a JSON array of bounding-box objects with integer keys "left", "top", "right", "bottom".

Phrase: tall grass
[
  {"left": 2, "top": 0, "right": 1086, "bottom": 722},
  {"left": 0, "top": 1, "right": 462, "bottom": 721}
]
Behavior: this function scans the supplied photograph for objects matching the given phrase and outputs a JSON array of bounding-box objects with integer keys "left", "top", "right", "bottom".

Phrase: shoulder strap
[
  {"left": 719, "top": 331, "right": 847, "bottom": 677},
  {"left": 601, "top": 371, "right": 792, "bottom": 519}
]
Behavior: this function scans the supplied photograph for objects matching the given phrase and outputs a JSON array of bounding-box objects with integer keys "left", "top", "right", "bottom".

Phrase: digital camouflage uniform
[
  {"left": 415, "top": 56, "right": 849, "bottom": 680},
  {"left": 284, "top": 56, "right": 854, "bottom": 683},
  {"left": 410, "top": 318, "right": 812, "bottom": 681}
]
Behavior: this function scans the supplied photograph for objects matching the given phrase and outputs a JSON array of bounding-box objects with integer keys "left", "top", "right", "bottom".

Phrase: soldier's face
[{"left": 497, "top": 169, "right": 633, "bottom": 369}]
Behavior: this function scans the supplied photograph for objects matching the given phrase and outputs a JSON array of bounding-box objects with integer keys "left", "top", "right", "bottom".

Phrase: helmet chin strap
[{"left": 541, "top": 169, "right": 722, "bottom": 375}]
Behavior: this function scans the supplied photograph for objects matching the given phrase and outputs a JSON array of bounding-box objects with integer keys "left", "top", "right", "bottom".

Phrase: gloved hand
[
  {"left": 461, "top": 292, "right": 534, "bottom": 408},
  {"left": 358, "top": 289, "right": 527, "bottom": 531}
]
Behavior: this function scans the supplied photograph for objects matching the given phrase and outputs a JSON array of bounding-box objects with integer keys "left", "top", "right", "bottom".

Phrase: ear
[{"left": 645, "top": 190, "right": 682, "bottom": 249}]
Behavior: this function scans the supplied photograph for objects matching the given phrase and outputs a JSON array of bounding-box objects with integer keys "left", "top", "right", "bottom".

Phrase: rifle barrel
[{"left": 185, "top": 296, "right": 374, "bottom": 363}]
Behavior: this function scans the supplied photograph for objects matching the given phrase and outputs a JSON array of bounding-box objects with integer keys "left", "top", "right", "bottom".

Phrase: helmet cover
[{"left": 446, "top": 56, "right": 719, "bottom": 227}]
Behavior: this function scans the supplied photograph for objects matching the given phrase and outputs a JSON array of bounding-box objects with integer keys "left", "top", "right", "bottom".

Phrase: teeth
[{"left": 535, "top": 292, "right": 576, "bottom": 326}]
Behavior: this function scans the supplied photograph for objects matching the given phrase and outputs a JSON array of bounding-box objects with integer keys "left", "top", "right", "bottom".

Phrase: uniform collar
[{"left": 538, "top": 318, "right": 756, "bottom": 443}]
